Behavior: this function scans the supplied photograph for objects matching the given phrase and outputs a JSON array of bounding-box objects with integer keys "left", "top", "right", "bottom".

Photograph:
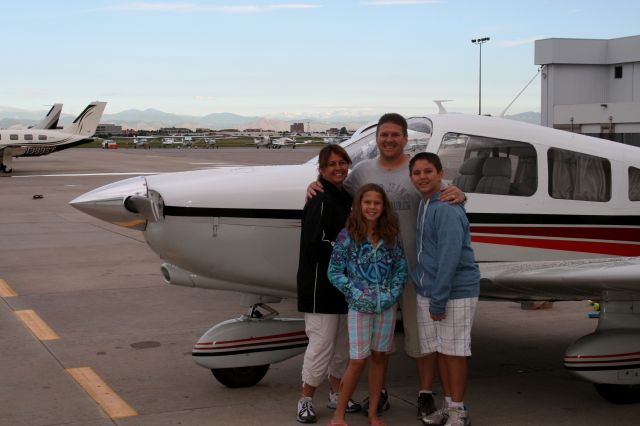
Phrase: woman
[{"left": 296, "top": 145, "right": 362, "bottom": 424}]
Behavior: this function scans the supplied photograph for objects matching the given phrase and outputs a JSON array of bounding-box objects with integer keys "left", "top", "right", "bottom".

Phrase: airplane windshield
[{"left": 342, "top": 117, "right": 432, "bottom": 167}]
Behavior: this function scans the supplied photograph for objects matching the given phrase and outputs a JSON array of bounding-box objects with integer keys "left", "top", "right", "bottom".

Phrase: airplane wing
[{"left": 479, "top": 256, "right": 640, "bottom": 301}]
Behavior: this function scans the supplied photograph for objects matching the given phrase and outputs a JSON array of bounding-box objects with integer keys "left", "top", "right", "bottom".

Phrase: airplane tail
[
  {"left": 32, "top": 103, "right": 63, "bottom": 130},
  {"left": 64, "top": 101, "right": 107, "bottom": 136}
]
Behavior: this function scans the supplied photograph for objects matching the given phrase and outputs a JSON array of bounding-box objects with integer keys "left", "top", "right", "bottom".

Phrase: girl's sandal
[{"left": 327, "top": 421, "right": 348, "bottom": 426}]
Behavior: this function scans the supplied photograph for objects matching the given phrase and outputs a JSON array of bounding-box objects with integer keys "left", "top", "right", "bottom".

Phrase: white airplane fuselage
[{"left": 70, "top": 113, "right": 640, "bottom": 398}]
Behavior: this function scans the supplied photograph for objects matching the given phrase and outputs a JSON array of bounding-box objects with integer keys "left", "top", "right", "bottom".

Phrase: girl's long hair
[{"left": 346, "top": 183, "right": 400, "bottom": 246}]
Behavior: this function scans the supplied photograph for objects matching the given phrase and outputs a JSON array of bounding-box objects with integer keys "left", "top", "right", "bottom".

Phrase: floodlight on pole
[{"left": 471, "top": 37, "right": 490, "bottom": 115}]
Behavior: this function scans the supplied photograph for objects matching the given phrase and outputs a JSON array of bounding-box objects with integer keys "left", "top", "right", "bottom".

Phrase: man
[{"left": 308, "top": 113, "right": 465, "bottom": 419}]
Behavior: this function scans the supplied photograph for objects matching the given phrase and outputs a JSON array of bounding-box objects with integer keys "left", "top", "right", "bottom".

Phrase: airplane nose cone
[{"left": 69, "top": 175, "right": 150, "bottom": 229}]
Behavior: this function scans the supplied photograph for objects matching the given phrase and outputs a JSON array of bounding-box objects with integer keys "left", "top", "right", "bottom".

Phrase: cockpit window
[{"left": 342, "top": 117, "right": 433, "bottom": 167}]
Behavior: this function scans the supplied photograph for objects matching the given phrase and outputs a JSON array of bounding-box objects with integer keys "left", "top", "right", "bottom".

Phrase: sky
[{"left": 2, "top": 0, "right": 639, "bottom": 119}]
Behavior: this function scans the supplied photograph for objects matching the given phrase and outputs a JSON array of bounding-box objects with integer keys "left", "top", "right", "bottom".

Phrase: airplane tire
[
  {"left": 211, "top": 364, "right": 270, "bottom": 388},
  {"left": 594, "top": 383, "right": 640, "bottom": 404}
]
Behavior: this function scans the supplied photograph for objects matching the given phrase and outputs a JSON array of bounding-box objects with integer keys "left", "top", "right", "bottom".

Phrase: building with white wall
[{"left": 535, "top": 35, "right": 640, "bottom": 147}]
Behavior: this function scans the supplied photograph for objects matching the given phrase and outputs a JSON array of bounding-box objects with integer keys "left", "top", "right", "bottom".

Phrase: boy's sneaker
[
  {"left": 326, "top": 391, "right": 362, "bottom": 413},
  {"left": 296, "top": 396, "right": 317, "bottom": 423},
  {"left": 361, "top": 388, "right": 390, "bottom": 415},
  {"left": 444, "top": 406, "right": 470, "bottom": 426},
  {"left": 422, "top": 407, "right": 448, "bottom": 426},
  {"left": 417, "top": 393, "right": 436, "bottom": 418}
]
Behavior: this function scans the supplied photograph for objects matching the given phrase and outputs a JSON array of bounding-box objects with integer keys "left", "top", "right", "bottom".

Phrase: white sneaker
[
  {"left": 422, "top": 407, "right": 447, "bottom": 425},
  {"left": 297, "top": 396, "right": 317, "bottom": 423},
  {"left": 326, "top": 391, "right": 362, "bottom": 413},
  {"left": 444, "top": 406, "right": 470, "bottom": 426}
]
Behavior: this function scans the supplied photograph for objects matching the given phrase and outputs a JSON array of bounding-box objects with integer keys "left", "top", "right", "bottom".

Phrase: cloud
[
  {"left": 497, "top": 36, "right": 545, "bottom": 47},
  {"left": 361, "top": 0, "right": 440, "bottom": 5},
  {"left": 107, "top": 2, "right": 320, "bottom": 13}
]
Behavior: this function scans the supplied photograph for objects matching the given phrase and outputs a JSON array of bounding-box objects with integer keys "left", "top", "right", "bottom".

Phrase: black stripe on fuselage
[
  {"left": 192, "top": 342, "right": 308, "bottom": 357},
  {"left": 467, "top": 213, "right": 639, "bottom": 226},
  {"left": 163, "top": 207, "right": 637, "bottom": 226},
  {"left": 565, "top": 362, "right": 640, "bottom": 371},
  {"left": 164, "top": 206, "right": 302, "bottom": 220}
]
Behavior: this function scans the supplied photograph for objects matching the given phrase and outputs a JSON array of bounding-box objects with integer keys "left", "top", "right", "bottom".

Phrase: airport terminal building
[{"left": 535, "top": 35, "right": 640, "bottom": 147}]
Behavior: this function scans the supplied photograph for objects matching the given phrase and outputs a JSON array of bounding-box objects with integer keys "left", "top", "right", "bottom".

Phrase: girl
[{"left": 327, "top": 183, "right": 407, "bottom": 426}]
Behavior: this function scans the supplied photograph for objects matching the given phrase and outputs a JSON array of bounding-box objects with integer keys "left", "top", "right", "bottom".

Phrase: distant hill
[
  {"left": 0, "top": 105, "right": 541, "bottom": 132},
  {"left": 504, "top": 111, "right": 540, "bottom": 125}
]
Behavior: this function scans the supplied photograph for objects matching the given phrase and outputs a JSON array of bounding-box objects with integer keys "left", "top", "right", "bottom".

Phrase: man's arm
[{"left": 439, "top": 184, "right": 466, "bottom": 204}]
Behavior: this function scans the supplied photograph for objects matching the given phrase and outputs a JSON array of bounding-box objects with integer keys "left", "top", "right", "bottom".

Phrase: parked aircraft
[
  {"left": 1, "top": 101, "right": 107, "bottom": 173},
  {"left": 70, "top": 112, "right": 640, "bottom": 403},
  {"left": 30, "top": 103, "right": 63, "bottom": 130},
  {"left": 322, "top": 135, "right": 349, "bottom": 144},
  {"left": 271, "top": 136, "right": 297, "bottom": 149},
  {"left": 204, "top": 138, "right": 218, "bottom": 149},
  {"left": 254, "top": 135, "right": 273, "bottom": 149}
]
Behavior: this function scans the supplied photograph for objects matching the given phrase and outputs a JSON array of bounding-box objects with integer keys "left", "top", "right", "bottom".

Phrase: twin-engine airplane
[
  {"left": 31, "top": 103, "right": 63, "bottom": 130},
  {"left": 70, "top": 112, "right": 640, "bottom": 403},
  {"left": 1, "top": 101, "right": 107, "bottom": 173}
]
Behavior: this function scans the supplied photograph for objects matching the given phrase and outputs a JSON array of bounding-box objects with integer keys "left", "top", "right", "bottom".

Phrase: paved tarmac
[{"left": 1, "top": 147, "right": 639, "bottom": 425}]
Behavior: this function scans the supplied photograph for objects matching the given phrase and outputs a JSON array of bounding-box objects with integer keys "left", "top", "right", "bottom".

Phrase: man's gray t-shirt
[{"left": 344, "top": 158, "right": 420, "bottom": 271}]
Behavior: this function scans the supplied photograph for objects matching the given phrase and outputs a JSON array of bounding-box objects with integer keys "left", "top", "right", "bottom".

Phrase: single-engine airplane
[
  {"left": 1, "top": 101, "right": 107, "bottom": 173},
  {"left": 70, "top": 112, "right": 640, "bottom": 403}
]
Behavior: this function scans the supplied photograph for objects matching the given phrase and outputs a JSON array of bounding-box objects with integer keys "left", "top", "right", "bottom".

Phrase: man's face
[{"left": 376, "top": 122, "right": 408, "bottom": 161}]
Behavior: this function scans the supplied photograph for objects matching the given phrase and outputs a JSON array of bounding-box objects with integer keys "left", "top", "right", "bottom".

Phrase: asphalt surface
[{"left": 1, "top": 147, "right": 639, "bottom": 425}]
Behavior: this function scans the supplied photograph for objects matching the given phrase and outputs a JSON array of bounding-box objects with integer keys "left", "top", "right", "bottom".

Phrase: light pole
[{"left": 471, "top": 37, "right": 490, "bottom": 115}]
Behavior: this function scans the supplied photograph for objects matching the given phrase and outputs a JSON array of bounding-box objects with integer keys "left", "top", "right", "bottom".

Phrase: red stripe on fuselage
[
  {"left": 471, "top": 226, "right": 640, "bottom": 243},
  {"left": 194, "top": 336, "right": 309, "bottom": 351},
  {"left": 471, "top": 235, "right": 640, "bottom": 256},
  {"left": 564, "top": 351, "right": 640, "bottom": 360},
  {"left": 196, "top": 330, "right": 307, "bottom": 346}
]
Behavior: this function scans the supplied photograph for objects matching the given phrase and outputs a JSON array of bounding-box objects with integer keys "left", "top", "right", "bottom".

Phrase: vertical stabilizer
[
  {"left": 32, "top": 103, "right": 63, "bottom": 129},
  {"left": 64, "top": 101, "right": 107, "bottom": 136}
]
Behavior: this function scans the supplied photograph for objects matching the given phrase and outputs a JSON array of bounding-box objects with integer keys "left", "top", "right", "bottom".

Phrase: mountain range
[{"left": 0, "top": 106, "right": 541, "bottom": 132}]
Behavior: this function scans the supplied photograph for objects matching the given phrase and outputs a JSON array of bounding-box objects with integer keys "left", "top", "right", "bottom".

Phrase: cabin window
[
  {"left": 437, "top": 132, "right": 537, "bottom": 196},
  {"left": 24, "top": 134, "right": 33, "bottom": 141},
  {"left": 629, "top": 167, "right": 640, "bottom": 201},
  {"left": 614, "top": 66, "right": 623, "bottom": 79},
  {"left": 10, "top": 134, "right": 18, "bottom": 140},
  {"left": 38, "top": 135, "right": 47, "bottom": 141},
  {"left": 547, "top": 148, "right": 611, "bottom": 202}
]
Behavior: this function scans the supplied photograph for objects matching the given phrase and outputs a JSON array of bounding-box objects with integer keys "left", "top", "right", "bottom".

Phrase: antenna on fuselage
[{"left": 433, "top": 100, "right": 452, "bottom": 114}]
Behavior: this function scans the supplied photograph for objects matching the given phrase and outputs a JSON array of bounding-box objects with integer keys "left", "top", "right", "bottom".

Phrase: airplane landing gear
[
  {"left": 594, "top": 383, "right": 640, "bottom": 404},
  {"left": 564, "top": 291, "right": 640, "bottom": 404},
  {"left": 192, "top": 302, "right": 307, "bottom": 388},
  {"left": 211, "top": 364, "right": 270, "bottom": 388}
]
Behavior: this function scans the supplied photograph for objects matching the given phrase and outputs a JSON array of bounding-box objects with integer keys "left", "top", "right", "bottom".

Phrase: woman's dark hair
[{"left": 318, "top": 144, "right": 351, "bottom": 169}]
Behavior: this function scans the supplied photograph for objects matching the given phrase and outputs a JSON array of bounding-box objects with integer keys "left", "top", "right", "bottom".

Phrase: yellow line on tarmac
[
  {"left": 14, "top": 310, "right": 60, "bottom": 340},
  {"left": 66, "top": 367, "right": 138, "bottom": 419},
  {"left": 0, "top": 278, "right": 17, "bottom": 297}
]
